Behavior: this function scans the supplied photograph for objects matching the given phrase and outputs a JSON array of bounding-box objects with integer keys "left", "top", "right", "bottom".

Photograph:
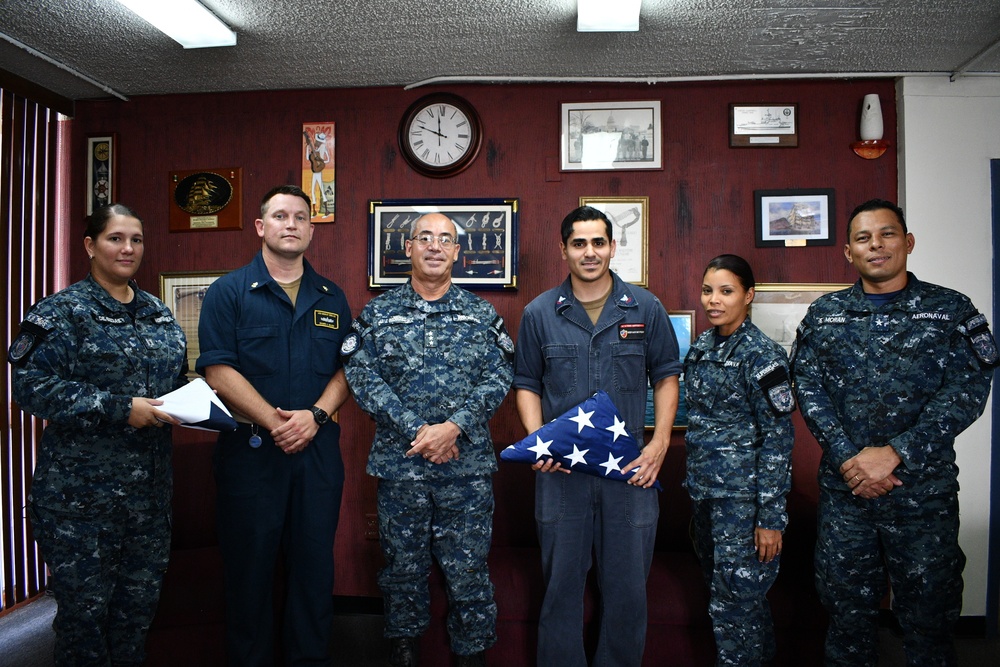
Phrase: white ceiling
[{"left": 1, "top": 0, "right": 999, "bottom": 104}]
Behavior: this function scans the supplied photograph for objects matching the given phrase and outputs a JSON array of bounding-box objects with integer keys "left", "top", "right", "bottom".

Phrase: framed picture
[
  {"left": 755, "top": 188, "right": 836, "bottom": 247},
  {"left": 160, "top": 271, "right": 228, "bottom": 379},
  {"left": 646, "top": 310, "right": 696, "bottom": 431},
  {"left": 302, "top": 122, "right": 335, "bottom": 222},
  {"left": 368, "top": 198, "right": 519, "bottom": 290},
  {"left": 168, "top": 168, "right": 243, "bottom": 232},
  {"left": 561, "top": 100, "right": 662, "bottom": 171},
  {"left": 730, "top": 104, "right": 798, "bottom": 147},
  {"left": 579, "top": 196, "right": 649, "bottom": 286},
  {"left": 750, "top": 283, "right": 852, "bottom": 356},
  {"left": 86, "top": 134, "right": 116, "bottom": 215}
]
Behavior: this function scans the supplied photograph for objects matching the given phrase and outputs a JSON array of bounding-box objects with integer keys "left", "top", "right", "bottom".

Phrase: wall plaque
[{"left": 169, "top": 168, "right": 243, "bottom": 232}]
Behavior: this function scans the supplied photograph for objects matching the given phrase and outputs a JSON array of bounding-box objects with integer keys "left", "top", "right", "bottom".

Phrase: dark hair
[
  {"left": 703, "top": 254, "right": 756, "bottom": 291},
  {"left": 560, "top": 206, "right": 613, "bottom": 245},
  {"left": 847, "top": 198, "right": 907, "bottom": 237},
  {"left": 260, "top": 185, "right": 312, "bottom": 217},
  {"left": 84, "top": 203, "right": 142, "bottom": 239}
]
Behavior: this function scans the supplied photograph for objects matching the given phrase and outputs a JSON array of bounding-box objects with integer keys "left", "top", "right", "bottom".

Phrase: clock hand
[{"left": 419, "top": 125, "right": 448, "bottom": 139}]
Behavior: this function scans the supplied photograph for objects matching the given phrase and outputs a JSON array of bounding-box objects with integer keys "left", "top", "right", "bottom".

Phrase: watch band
[{"left": 310, "top": 406, "right": 329, "bottom": 425}]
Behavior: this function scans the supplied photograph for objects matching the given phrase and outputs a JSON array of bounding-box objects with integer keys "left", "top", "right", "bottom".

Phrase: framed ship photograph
[
  {"left": 730, "top": 104, "right": 798, "bottom": 147},
  {"left": 755, "top": 188, "right": 835, "bottom": 247}
]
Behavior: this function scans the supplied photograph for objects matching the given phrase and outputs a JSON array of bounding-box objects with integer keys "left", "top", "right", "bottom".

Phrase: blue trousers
[
  {"left": 376, "top": 475, "right": 496, "bottom": 655},
  {"left": 816, "top": 487, "right": 965, "bottom": 667},
  {"left": 30, "top": 503, "right": 170, "bottom": 667},
  {"left": 691, "top": 498, "right": 779, "bottom": 667},
  {"left": 214, "top": 422, "right": 344, "bottom": 667},
  {"left": 535, "top": 471, "right": 659, "bottom": 667}
]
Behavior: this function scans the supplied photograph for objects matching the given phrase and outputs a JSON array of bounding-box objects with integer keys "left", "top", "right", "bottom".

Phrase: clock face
[
  {"left": 399, "top": 94, "right": 482, "bottom": 177},
  {"left": 408, "top": 103, "right": 472, "bottom": 167}
]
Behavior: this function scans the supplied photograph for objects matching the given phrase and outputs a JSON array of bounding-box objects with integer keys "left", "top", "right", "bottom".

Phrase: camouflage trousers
[
  {"left": 691, "top": 498, "right": 779, "bottom": 667},
  {"left": 376, "top": 475, "right": 497, "bottom": 655},
  {"left": 816, "top": 487, "right": 965, "bottom": 667},
  {"left": 29, "top": 503, "right": 171, "bottom": 667}
]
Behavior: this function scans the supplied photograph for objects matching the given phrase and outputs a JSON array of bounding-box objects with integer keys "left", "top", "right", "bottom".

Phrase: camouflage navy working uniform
[
  {"left": 342, "top": 281, "right": 513, "bottom": 656},
  {"left": 684, "top": 319, "right": 795, "bottom": 667},
  {"left": 791, "top": 273, "right": 996, "bottom": 667},
  {"left": 8, "top": 275, "right": 187, "bottom": 667}
]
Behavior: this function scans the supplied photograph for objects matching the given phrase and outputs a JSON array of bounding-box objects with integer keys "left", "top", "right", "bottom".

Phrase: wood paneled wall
[{"left": 70, "top": 79, "right": 897, "bottom": 596}]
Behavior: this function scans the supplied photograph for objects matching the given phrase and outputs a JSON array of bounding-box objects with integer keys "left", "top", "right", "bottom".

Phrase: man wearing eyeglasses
[{"left": 342, "top": 212, "right": 514, "bottom": 667}]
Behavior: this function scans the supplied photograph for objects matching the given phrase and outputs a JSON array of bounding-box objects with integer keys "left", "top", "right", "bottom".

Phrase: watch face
[{"left": 399, "top": 94, "right": 482, "bottom": 177}]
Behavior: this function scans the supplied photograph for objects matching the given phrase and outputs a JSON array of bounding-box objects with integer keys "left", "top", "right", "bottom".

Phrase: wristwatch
[{"left": 310, "top": 406, "right": 329, "bottom": 425}]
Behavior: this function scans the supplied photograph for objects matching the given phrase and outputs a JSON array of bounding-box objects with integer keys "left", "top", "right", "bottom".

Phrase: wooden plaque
[{"left": 169, "top": 167, "right": 243, "bottom": 232}]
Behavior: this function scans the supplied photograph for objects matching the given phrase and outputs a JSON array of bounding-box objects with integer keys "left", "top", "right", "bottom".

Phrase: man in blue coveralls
[
  {"left": 198, "top": 185, "right": 352, "bottom": 666},
  {"left": 513, "top": 205, "right": 681, "bottom": 666}
]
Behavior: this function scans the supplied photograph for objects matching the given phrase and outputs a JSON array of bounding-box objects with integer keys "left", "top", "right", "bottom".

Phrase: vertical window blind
[{"left": 1, "top": 87, "right": 60, "bottom": 613}]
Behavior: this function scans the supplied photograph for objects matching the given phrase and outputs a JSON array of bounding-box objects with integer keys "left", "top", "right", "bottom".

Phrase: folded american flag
[{"left": 501, "top": 390, "right": 660, "bottom": 490}]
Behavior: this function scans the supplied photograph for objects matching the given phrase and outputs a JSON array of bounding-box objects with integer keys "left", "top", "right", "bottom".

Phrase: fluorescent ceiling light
[
  {"left": 116, "top": 0, "right": 236, "bottom": 49},
  {"left": 578, "top": 0, "right": 641, "bottom": 32}
]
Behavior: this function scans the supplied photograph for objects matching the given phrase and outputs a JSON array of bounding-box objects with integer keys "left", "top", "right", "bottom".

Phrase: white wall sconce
[{"left": 851, "top": 93, "right": 889, "bottom": 159}]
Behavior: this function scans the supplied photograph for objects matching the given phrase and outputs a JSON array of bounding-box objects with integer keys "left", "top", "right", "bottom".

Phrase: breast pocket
[
  {"left": 542, "top": 343, "right": 578, "bottom": 397},
  {"left": 611, "top": 342, "right": 645, "bottom": 394},
  {"left": 236, "top": 325, "right": 280, "bottom": 378},
  {"left": 310, "top": 325, "right": 344, "bottom": 377}
]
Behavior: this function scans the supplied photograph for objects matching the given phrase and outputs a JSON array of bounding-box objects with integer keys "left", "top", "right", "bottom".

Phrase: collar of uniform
[
  {"left": 554, "top": 272, "right": 638, "bottom": 314},
  {"left": 846, "top": 271, "right": 922, "bottom": 312},
  {"left": 402, "top": 279, "right": 461, "bottom": 312},
  {"left": 246, "top": 251, "right": 332, "bottom": 296},
  {"left": 84, "top": 273, "right": 151, "bottom": 315},
  {"left": 691, "top": 318, "right": 750, "bottom": 360}
]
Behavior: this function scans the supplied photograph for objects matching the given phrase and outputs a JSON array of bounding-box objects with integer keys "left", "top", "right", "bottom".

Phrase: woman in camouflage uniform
[
  {"left": 8, "top": 204, "right": 188, "bottom": 666},
  {"left": 683, "top": 254, "right": 795, "bottom": 667}
]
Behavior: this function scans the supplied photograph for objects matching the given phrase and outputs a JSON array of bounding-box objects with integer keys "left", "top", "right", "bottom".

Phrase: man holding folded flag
[{"left": 513, "top": 205, "right": 682, "bottom": 666}]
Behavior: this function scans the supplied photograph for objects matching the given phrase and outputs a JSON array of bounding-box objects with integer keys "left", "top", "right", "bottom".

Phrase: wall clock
[{"left": 398, "top": 93, "right": 483, "bottom": 178}]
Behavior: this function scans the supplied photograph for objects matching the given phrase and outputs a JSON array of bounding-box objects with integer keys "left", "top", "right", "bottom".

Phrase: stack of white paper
[{"left": 156, "top": 378, "right": 237, "bottom": 431}]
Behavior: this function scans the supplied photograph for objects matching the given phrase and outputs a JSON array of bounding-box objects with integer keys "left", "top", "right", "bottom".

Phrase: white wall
[{"left": 897, "top": 75, "right": 1000, "bottom": 616}]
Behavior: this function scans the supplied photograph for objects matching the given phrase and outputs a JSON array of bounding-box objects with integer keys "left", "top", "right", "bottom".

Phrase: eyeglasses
[{"left": 410, "top": 233, "right": 457, "bottom": 247}]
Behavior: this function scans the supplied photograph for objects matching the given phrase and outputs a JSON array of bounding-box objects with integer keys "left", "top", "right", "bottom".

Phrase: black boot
[
  {"left": 455, "top": 651, "right": 486, "bottom": 667},
  {"left": 389, "top": 637, "right": 419, "bottom": 667}
]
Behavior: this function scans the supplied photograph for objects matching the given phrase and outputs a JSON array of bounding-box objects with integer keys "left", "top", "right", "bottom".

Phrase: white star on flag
[
  {"left": 568, "top": 407, "right": 595, "bottom": 433},
  {"left": 564, "top": 444, "right": 590, "bottom": 467},
  {"left": 605, "top": 415, "right": 629, "bottom": 442},
  {"left": 598, "top": 452, "right": 623, "bottom": 476},
  {"left": 527, "top": 436, "right": 553, "bottom": 460},
  {"left": 500, "top": 390, "right": 660, "bottom": 489}
]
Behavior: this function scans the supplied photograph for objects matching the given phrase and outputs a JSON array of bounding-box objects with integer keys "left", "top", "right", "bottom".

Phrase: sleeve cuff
[{"left": 109, "top": 395, "right": 133, "bottom": 424}]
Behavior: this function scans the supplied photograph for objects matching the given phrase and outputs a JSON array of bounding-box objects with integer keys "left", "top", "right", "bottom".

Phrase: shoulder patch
[
  {"left": 490, "top": 315, "right": 515, "bottom": 359},
  {"left": 756, "top": 363, "right": 796, "bottom": 415},
  {"left": 8, "top": 320, "right": 51, "bottom": 367},
  {"left": 340, "top": 331, "right": 361, "bottom": 359},
  {"left": 960, "top": 312, "right": 999, "bottom": 367}
]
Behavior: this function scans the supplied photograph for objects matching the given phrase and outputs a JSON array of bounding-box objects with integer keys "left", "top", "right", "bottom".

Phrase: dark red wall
[{"left": 70, "top": 79, "right": 896, "bottom": 596}]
